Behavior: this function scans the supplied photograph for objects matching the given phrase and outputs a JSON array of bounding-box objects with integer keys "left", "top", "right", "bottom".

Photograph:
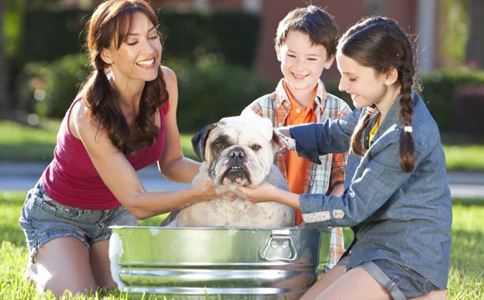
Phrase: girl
[
  {"left": 19, "top": 0, "right": 220, "bottom": 297},
  {"left": 238, "top": 16, "right": 451, "bottom": 300}
]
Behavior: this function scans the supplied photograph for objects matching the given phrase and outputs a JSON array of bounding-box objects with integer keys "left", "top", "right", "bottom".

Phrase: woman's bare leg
[
  {"left": 90, "top": 240, "right": 116, "bottom": 289},
  {"left": 31, "top": 237, "right": 97, "bottom": 297}
]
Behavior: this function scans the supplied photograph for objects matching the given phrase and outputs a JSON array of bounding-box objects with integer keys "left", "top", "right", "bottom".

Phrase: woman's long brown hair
[
  {"left": 81, "top": 0, "right": 168, "bottom": 155},
  {"left": 339, "top": 16, "right": 416, "bottom": 172}
]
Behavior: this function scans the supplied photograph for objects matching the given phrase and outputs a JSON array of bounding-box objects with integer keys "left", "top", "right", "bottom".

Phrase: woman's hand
[{"left": 192, "top": 180, "right": 238, "bottom": 201}]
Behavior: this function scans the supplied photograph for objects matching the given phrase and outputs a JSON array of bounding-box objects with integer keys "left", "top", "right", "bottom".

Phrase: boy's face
[{"left": 276, "top": 30, "right": 333, "bottom": 94}]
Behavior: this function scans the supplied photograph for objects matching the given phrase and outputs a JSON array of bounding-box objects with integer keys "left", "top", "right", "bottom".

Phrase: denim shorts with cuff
[
  {"left": 338, "top": 257, "right": 439, "bottom": 299},
  {"left": 19, "top": 181, "right": 138, "bottom": 263}
]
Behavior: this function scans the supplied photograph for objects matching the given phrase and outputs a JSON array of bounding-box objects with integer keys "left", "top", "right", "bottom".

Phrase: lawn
[
  {"left": 1, "top": 120, "right": 484, "bottom": 171},
  {"left": 0, "top": 120, "right": 197, "bottom": 161},
  {"left": 0, "top": 192, "right": 483, "bottom": 299}
]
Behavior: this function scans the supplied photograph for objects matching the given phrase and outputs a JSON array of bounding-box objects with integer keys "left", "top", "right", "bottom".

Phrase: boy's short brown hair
[{"left": 275, "top": 5, "right": 339, "bottom": 57}]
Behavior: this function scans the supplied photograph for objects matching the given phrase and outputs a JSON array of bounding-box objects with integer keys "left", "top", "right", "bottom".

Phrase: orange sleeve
[{"left": 329, "top": 153, "right": 346, "bottom": 189}]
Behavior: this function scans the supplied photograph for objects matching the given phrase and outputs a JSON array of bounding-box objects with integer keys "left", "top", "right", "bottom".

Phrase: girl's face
[
  {"left": 276, "top": 30, "right": 333, "bottom": 95},
  {"left": 336, "top": 52, "right": 391, "bottom": 109},
  {"left": 102, "top": 12, "right": 162, "bottom": 89}
]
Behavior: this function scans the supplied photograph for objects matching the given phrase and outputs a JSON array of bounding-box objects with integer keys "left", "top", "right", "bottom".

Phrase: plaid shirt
[{"left": 243, "top": 79, "right": 351, "bottom": 268}]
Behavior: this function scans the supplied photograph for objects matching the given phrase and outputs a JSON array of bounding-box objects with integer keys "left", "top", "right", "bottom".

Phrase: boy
[{"left": 242, "top": 6, "right": 351, "bottom": 268}]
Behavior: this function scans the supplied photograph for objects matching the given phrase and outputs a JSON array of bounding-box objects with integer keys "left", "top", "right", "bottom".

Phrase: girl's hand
[{"left": 236, "top": 182, "right": 279, "bottom": 203}]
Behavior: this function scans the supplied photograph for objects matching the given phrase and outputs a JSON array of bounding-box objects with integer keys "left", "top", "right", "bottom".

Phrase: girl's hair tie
[{"left": 403, "top": 126, "right": 413, "bottom": 133}]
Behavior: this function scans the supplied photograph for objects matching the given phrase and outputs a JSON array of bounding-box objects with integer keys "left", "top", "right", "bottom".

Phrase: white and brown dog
[{"left": 174, "top": 113, "right": 294, "bottom": 228}]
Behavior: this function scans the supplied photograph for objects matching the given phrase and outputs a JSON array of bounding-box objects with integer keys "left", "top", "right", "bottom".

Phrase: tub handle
[{"left": 260, "top": 233, "right": 297, "bottom": 261}]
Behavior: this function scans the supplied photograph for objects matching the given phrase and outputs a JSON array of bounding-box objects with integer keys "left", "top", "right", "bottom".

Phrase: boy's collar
[{"left": 275, "top": 79, "right": 327, "bottom": 111}]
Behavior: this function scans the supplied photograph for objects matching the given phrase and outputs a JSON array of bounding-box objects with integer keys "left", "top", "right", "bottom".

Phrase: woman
[
  {"left": 238, "top": 16, "right": 451, "bottom": 300},
  {"left": 19, "top": 0, "right": 219, "bottom": 297}
]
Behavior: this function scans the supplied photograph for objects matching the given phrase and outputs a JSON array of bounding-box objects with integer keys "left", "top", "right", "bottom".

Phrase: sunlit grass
[
  {"left": 2, "top": 120, "right": 484, "bottom": 171},
  {"left": 1, "top": 192, "right": 483, "bottom": 299},
  {"left": 443, "top": 144, "right": 484, "bottom": 171},
  {"left": 0, "top": 121, "right": 197, "bottom": 161},
  {"left": 0, "top": 121, "right": 58, "bottom": 161}
]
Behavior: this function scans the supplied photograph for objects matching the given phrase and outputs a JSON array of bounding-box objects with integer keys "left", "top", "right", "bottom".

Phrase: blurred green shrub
[
  {"left": 14, "top": 8, "right": 258, "bottom": 68},
  {"left": 169, "top": 55, "right": 274, "bottom": 131},
  {"left": 159, "top": 11, "right": 260, "bottom": 67},
  {"left": 18, "top": 53, "right": 273, "bottom": 131},
  {"left": 10, "top": 8, "right": 260, "bottom": 112},
  {"left": 420, "top": 68, "right": 484, "bottom": 131},
  {"left": 17, "top": 53, "right": 90, "bottom": 117}
]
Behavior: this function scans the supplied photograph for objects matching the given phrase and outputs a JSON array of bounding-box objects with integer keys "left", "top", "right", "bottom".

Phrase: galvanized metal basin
[{"left": 109, "top": 226, "right": 329, "bottom": 300}]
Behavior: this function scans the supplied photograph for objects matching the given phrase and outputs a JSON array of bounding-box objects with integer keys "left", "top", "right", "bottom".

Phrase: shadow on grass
[
  {"left": 0, "top": 142, "right": 54, "bottom": 162},
  {"left": 453, "top": 198, "right": 484, "bottom": 206}
]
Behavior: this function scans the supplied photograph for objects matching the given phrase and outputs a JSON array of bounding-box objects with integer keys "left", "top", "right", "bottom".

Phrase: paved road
[{"left": 0, "top": 162, "right": 483, "bottom": 198}]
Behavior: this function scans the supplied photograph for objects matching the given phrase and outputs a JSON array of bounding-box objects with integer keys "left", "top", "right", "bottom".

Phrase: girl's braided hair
[{"left": 339, "top": 16, "right": 417, "bottom": 172}]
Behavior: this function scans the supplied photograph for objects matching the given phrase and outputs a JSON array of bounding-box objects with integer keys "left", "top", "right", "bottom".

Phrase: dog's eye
[
  {"left": 214, "top": 141, "right": 225, "bottom": 150},
  {"left": 250, "top": 144, "right": 261, "bottom": 151}
]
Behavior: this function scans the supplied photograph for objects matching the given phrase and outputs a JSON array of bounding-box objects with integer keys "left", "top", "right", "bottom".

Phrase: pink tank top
[{"left": 42, "top": 99, "right": 169, "bottom": 210}]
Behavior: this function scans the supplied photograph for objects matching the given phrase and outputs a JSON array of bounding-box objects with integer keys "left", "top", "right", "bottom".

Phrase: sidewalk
[{"left": 0, "top": 162, "right": 483, "bottom": 198}]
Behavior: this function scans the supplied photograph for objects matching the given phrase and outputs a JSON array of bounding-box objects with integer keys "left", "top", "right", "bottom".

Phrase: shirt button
[{"left": 296, "top": 108, "right": 301, "bottom": 113}]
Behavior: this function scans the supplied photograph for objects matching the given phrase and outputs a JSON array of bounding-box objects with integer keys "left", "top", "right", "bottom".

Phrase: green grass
[
  {"left": 443, "top": 144, "right": 484, "bottom": 172},
  {"left": 0, "top": 120, "right": 59, "bottom": 161},
  {"left": 0, "top": 120, "right": 198, "bottom": 161},
  {"left": 0, "top": 192, "right": 483, "bottom": 299},
  {"left": 1, "top": 120, "right": 484, "bottom": 171}
]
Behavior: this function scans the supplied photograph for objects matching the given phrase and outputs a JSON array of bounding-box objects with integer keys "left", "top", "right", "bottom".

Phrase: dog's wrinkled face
[
  {"left": 192, "top": 115, "right": 276, "bottom": 186},
  {"left": 171, "top": 114, "right": 294, "bottom": 229}
]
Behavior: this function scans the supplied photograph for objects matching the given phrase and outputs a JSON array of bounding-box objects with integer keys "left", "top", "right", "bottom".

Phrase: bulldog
[{"left": 175, "top": 113, "right": 295, "bottom": 228}]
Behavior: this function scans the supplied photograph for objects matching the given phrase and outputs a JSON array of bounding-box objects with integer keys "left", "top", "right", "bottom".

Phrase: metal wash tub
[{"left": 109, "top": 226, "right": 329, "bottom": 300}]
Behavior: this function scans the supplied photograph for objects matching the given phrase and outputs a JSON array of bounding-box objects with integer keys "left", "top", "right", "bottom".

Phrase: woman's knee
[
  {"left": 42, "top": 276, "right": 97, "bottom": 298},
  {"left": 33, "top": 237, "right": 97, "bottom": 297}
]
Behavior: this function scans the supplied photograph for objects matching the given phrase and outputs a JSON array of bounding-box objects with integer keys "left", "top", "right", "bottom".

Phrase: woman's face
[
  {"left": 336, "top": 52, "right": 389, "bottom": 109},
  {"left": 102, "top": 11, "right": 162, "bottom": 88}
]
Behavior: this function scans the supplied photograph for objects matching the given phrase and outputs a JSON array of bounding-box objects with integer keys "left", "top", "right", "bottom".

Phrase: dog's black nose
[{"left": 229, "top": 147, "right": 245, "bottom": 160}]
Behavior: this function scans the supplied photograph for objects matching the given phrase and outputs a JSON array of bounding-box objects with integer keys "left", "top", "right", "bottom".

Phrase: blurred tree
[
  {"left": 466, "top": 0, "right": 484, "bottom": 68},
  {"left": 0, "top": 0, "right": 8, "bottom": 111},
  {"left": 2, "top": 0, "right": 25, "bottom": 112},
  {"left": 438, "top": 0, "right": 469, "bottom": 67}
]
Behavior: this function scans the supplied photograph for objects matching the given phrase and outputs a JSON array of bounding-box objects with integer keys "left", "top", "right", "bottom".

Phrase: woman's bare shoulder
[
  {"left": 69, "top": 99, "right": 100, "bottom": 139},
  {"left": 161, "top": 66, "right": 177, "bottom": 85}
]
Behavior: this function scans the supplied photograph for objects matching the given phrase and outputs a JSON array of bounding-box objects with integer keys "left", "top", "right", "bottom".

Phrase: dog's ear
[{"left": 191, "top": 123, "right": 217, "bottom": 161}]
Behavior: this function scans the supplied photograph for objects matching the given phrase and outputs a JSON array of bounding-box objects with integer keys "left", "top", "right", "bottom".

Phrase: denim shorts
[
  {"left": 19, "top": 181, "right": 138, "bottom": 263},
  {"left": 339, "top": 257, "right": 438, "bottom": 299}
]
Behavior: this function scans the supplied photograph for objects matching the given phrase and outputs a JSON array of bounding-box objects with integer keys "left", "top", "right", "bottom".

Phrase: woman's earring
[{"left": 105, "top": 68, "right": 113, "bottom": 80}]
